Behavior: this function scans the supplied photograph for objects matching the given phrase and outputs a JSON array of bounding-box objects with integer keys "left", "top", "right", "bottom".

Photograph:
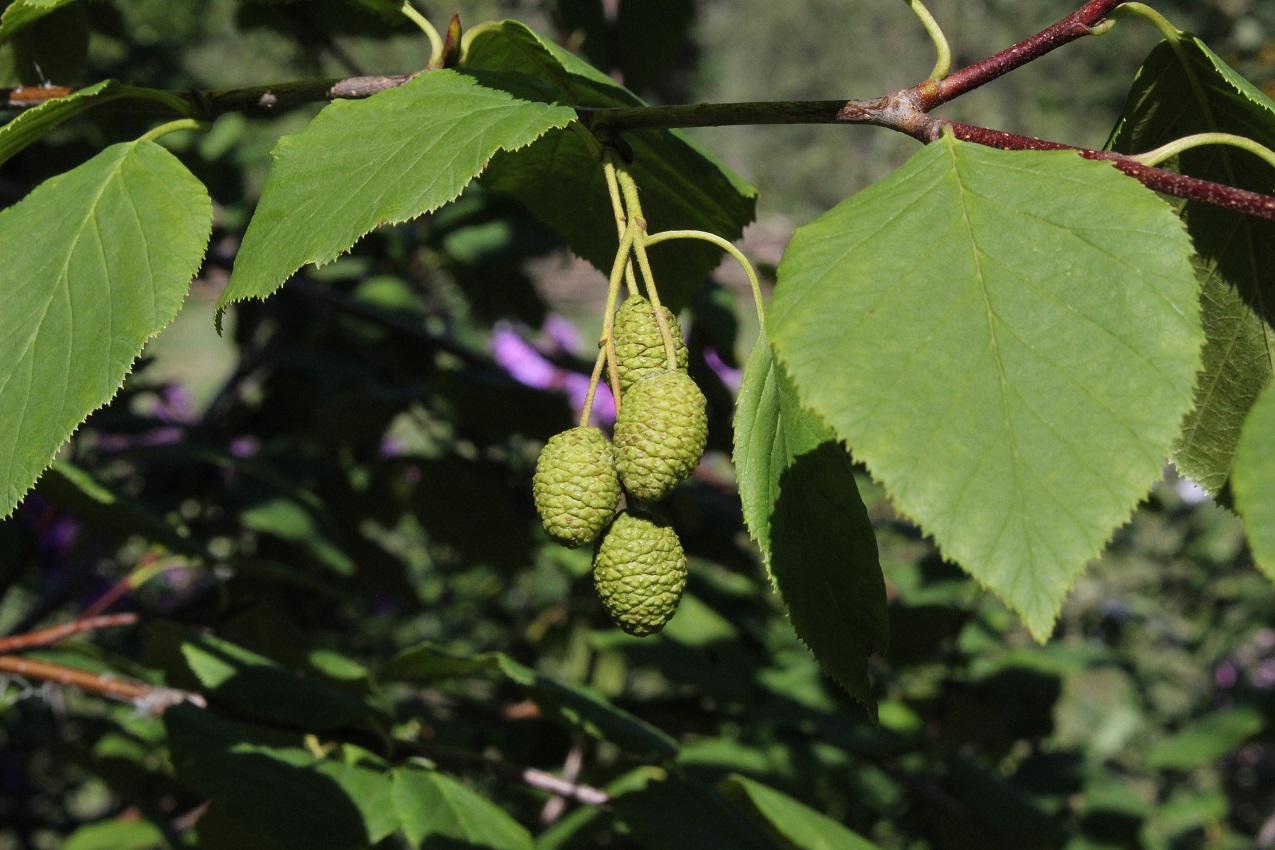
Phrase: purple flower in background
[
  {"left": 705, "top": 348, "right": 743, "bottom": 392},
  {"left": 95, "top": 383, "right": 193, "bottom": 451},
  {"left": 228, "top": 435, "right": 259, "bottom": 458},
  {"left": 492, "top": 319, "right": 615, "bottom": 426},
  {"left": 543, "top": 314, "right": 583, "bottom": 352},
  {"left": 1215, "top": 661, "right": 1239, "bottom": 690},
  {"left": 22, "top": 498, "right": 78, "bottom": 566},
  {"left": 1217, "top": 628, "right": 1275, "bottom": 693}
]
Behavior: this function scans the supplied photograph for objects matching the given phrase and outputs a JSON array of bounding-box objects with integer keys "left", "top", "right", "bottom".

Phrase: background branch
[
  {"left": 0, "top": 655, "right": 204, "bottom": 715},
  {"left": 0, "top": 612, "right": 138, "bottom": 653}
]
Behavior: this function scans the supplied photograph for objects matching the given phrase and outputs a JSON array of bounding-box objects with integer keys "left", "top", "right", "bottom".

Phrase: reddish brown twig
[
  {"left": 0, "top": 612, "right": 138, "bottom": 653},
  {"left": 1, "top": 84, "right": 76, "bottom": 108},
  {"left": 0, "top": 654, "right": 204, "bottom": 714},
  {"left": 3, "top": 0, "right": 1272, "bottom": 224},
  {"left": 940, "top": 122, "right": 1275, "bottom": 220},
  {"left": 924, "top": 0, "right": 1123, "bottom": 107},
  {"left": 0, "top": 613, "right": 205, "bottom": 713}
]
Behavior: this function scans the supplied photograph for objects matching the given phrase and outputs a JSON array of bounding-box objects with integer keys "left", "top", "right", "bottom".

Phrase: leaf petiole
[
  {"left": 903, "top": 0, "right": 953, "bottom": 80},
  {"left": 138, "top": 118, "right": 210, "bottom": 144},
  {"left": 1107, "top": 2, "right": 1185, "bottom": 43},
  {"left": 1129, "top": 132, "right": 1275, "bottom": 173},
  {"left": 401, "top": 2, "right": 444, "bottom": 66}
]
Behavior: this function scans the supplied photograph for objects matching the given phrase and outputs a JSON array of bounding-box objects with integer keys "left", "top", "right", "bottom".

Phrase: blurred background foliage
[{"left": 1, "top": 1, "right": 1273, "bottom": 849}]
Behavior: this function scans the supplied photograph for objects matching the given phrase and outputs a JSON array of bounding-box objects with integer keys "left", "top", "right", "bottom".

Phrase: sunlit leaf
[
  {"left": 392, "top": 767, "right": 534, "bottom": 850},
  {"left": 381, "top": 642, "right": 678, "bottom": 756},
  {"left": 769, "top": 138, "right": 1202, "bottom": 639},
  {"left": 611, "top": 776, "right": 783, "bottom": 850},
  {"left": 0, "top": 140, "right": 211, "bottom": 517},
  {"left": 218, "top": 68, "right": 576, "bottom": 317},
  {"left": 60, "top": 819, "right": 167, "bottom": 850},
  {"left": 0, "top": 79, "right": 113, "bottom": 166},
  {"left": 1146, "top": 707, "right": 1265, "bottom": 769},
  {"left": 724, "top": 774, "right": 882, "bottom": 850},
  {"left": 177, "top": 628, "right": 372, "bottom": 731},
  {"left": 167, "top": 705, "right": 393, "bottom": 850},
  {"left": 0, "top": 0, "right": 81, "bottom": 43}
]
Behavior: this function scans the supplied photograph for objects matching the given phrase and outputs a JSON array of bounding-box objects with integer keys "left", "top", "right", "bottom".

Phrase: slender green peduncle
[
  {"left": 644, "top": 229, "right": 767, "bottom": 333},
  {"left": 139, "top": 118, "right": 210, "bottom": 143},
  {"left": 615, "top": 166, "right": 680, "bottom": 372}
]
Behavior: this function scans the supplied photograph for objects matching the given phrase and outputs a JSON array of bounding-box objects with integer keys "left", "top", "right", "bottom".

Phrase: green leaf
[
  {"left": 462, "top": 20, "right": 757, "bottom": 312},
  {"left": 391, "top": 767, "right": 534, "bottom": 850},
  {"left": 723, "top": 775, "right": 882, "bottom": 850},
  {"left": 1146, "top": 707, "right": 1265, "bottom": 770},
  {"left": 1234, "top": 379, "right": 1275, "bottom": 580},
  {"left": 733, "top": 336, "right": 887, "bottom": 712},
  {"left": 61, "top": 819, "right": 168, "bottom": 850},
  {"left": 0, "top": 140, "right": 212, "bottom": 518},
  {"left": 1108, "top": 36, "right": 1275, "bottom": 493},
  {"left": 0, "top": 82, "right": 191, "bottom": 164},
  {"left": 240, "top": 495, "right": 357, "bottom": 576},
  {"left": 769, "top": 139, "right": 1202, "bottom": 640},
  {"left": 610, "top": 776, "right": 784, "bottom": 850},
  {"left": 317, "top": 759, "right": 398, "bottom": 843},
  {"left": 0, "top": 0, "right": 81, "bottom": 44},
  {"left": 178, "top": 628, "right": 372, "bottom": 731},
  {"left": 0, "top": 0, "right": 88, "bottom": 86},
  {"left": 942, "top": 756, "right": 1067, "bottom": 848},
  {"left": 0, "top": 79, "right": 112, "bottom": 165},
  {"left": 381, "top": 643, "right": 678, "bottom": 756},
  {"left": 166, "top": 704, "right": 393, "bottom": 850},
  {"left": 35, "top": 460, "right": 205, "bottom": 557},
  {"left": 217, "top": 68, "right": 576, "bottom": 317}
]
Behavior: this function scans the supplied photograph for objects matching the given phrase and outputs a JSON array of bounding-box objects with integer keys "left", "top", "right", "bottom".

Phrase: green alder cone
[
  {"left": 592, "top": 510, "right": 687, "bottom": 636},
  {"left": 533, "top": 426, "right": 622, "bottom": 547},
  {"left": 613, "top": 293, "right": 689, "bottom": 395},
  {"left": 614, "top": 370, "right": 708, "bottom": 501}
]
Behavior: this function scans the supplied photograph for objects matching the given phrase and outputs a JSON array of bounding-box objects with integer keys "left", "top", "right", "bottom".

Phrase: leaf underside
[
  {"left": 769, "top": 139, "right": 1203, "bottom": 640},
  {"left": 1108, "top": 36, "right": 1275, "bottom": 494},
  {"left": 733, "top": 337, "right": 887, "bottom": 714},
  {"left": 462, "top": 20, "right": 757, "bottom": 313},
  {"left": 1233, "top": 380, "right": 1275, "bottom": 580}
]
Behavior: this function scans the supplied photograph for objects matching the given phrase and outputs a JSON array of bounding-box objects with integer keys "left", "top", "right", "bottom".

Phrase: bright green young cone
[
  {"left": 614, "top": 370, "right": 707, "bottom": 502},
  {"left": 533, "top": 426, "right": 621, "bottom": 547},
  {"left": 613, "top": 293, "right": 689, "bottom": 396},
  {"left": 593, "top": 509, "right": 687, "bottom": 636}
]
